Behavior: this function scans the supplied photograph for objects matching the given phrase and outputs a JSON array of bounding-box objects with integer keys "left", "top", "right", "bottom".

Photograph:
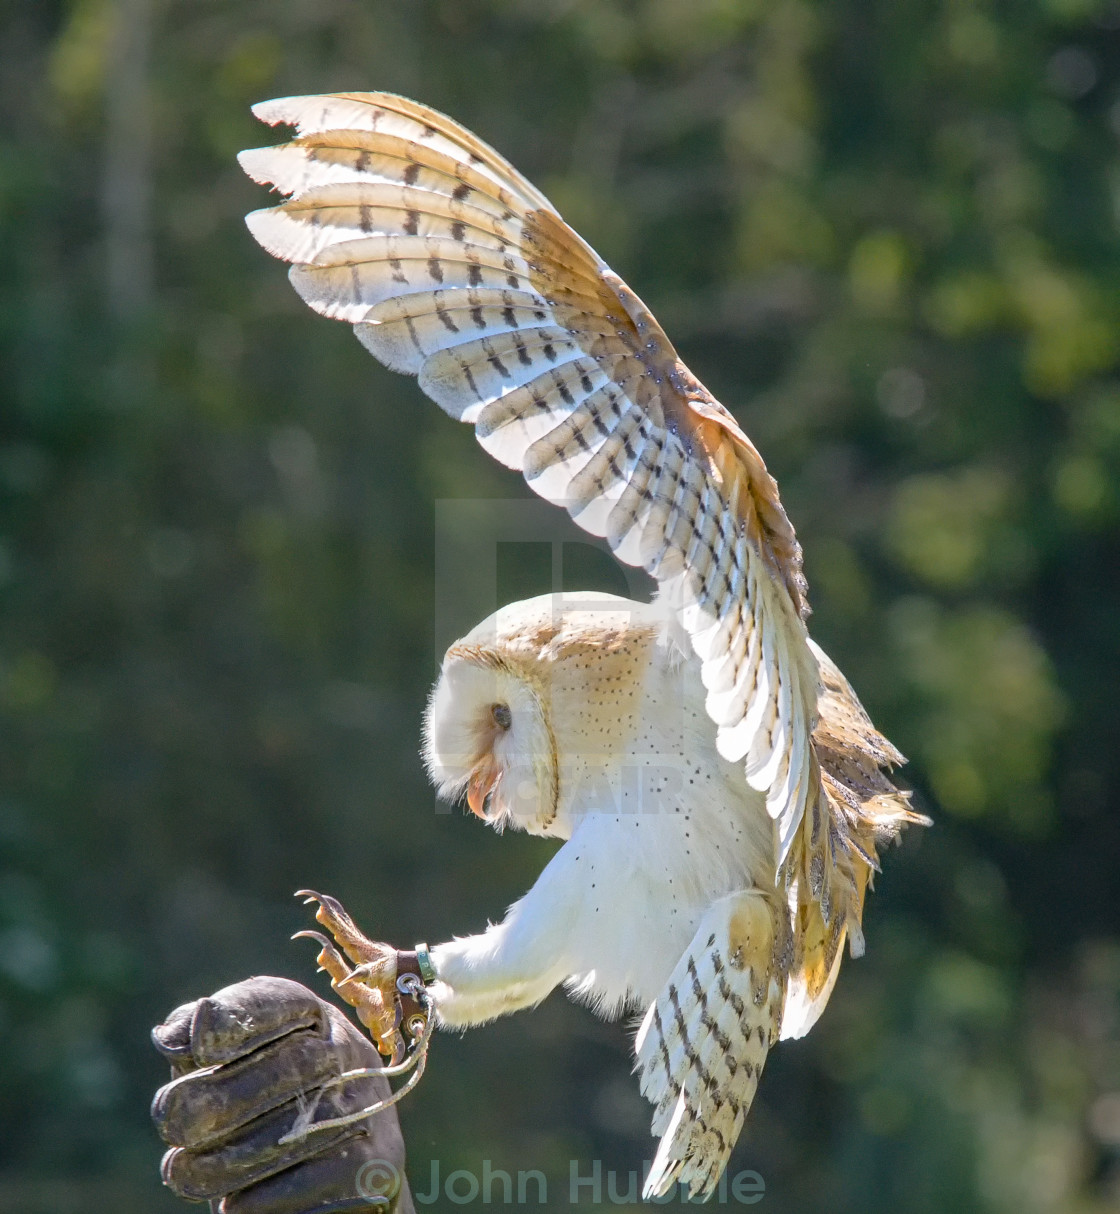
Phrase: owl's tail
[
  {"left": 634, "top": 890, "right": 786, "bottom": 1201},
  {"left": 779, "top": 641, "right": 929, "bottom": 1042}
]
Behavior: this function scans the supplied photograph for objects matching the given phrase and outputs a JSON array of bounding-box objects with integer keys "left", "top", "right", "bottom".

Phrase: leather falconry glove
[{"left": 151, "top": 975, "right": 415, "bottom": 1214}]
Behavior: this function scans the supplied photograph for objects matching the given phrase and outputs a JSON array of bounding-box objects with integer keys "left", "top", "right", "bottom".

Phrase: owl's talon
[
  {"left": 291, "top": 928, "right": 334, "bottom": 949},
  {"left": 293, "top": 889, "right": 409, "bottom": 1061},
  {"left": 295, "top": 889, "right": 386, "bottom": 969},
  {"left": 317, "top": 892, "right": 349, "bottom": 917},
  {"left": 292, "top": 888, "right": 429, "bottom": 1067},
  {"left": 294, "top": 930, "right": 355, "bottom": 993}
]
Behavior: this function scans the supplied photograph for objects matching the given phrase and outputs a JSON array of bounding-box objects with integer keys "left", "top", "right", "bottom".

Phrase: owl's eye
[{"left": 491, "top": 703, "right": 512, "bottom": 731}]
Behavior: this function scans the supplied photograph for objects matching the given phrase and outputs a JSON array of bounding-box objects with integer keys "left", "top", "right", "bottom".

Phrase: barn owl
[{"left": 239, "top": 93, "right": 926, "bottom": 1199}]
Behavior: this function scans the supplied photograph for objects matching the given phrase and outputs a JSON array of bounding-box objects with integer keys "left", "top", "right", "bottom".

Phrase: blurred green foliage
[{"left": 1, "top": 1, "right": 1119, "bottom": 1211}]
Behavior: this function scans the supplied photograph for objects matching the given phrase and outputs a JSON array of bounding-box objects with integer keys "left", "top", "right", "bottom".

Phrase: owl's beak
[{"left": 466, "top": 757, "right": 500, "bottom": 818}]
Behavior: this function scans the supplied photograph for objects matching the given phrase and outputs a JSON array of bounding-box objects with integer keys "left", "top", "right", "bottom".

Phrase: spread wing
[{"left": 239, "top": 91, "right": 820, "bottom": 866}]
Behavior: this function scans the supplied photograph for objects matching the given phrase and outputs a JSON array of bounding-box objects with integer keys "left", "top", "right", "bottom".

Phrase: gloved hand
[{"left": 152, "top": 975, "right": 415, "bottom": 1213}]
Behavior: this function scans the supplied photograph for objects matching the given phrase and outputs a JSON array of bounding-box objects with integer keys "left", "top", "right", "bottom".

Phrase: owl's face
[
  {"left": 423, "top": 642, "right": 557, "bottom": 833},
  {"left": 422, "top": 593, "right": 661, "bottom": 835}
]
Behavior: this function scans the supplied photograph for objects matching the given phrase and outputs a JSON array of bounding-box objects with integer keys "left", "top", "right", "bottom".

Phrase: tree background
[{"left": 2, "top": 1, "right": 1119, "bottom": 1210}]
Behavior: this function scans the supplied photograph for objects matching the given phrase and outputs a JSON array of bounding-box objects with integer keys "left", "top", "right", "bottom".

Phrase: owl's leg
[
  {"left": 427, "top": 840, "right": 586, "bottom": 1028},
  {"left": 297, "top": 836, "right": 587, "bottom": 1033},
  {"left": 427, "top": 920, "right": 569, "bottom": 1028}
]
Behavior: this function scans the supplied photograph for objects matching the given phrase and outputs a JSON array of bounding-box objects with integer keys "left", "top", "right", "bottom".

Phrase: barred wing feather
[
  {"left": 240, "top": 91, "right": 823, "bottom": 868},
  {"left": 634, "top": 891, "right": 786, "bottom": 1200}
]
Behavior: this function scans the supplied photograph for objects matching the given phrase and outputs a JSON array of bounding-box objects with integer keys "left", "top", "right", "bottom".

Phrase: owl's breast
[
  {"left": 520, "top": 602, "right": 778, "bottom": 1010},
  {"left": 558, "top": 781, "right": 771, "bottom": 1014}
]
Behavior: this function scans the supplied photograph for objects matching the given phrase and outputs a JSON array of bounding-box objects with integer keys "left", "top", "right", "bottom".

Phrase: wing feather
[
  {"left": 635, "top": 891, "right": 786, "bottom": 1200},
  {"left": 471, "top": 368, "right": 595, "bottom": 463},
  {"left": 421, "top": 327, "right": 591, "bottom": 405},
  {"left": 244, "top": 182, "right": 523, "bottom": 267},
  {"left": 565, "top": 408, "right": 648, "bottom": 534},
  {"left": 249, "top": 92, "right": 557, "bottom": 213},
  {"left": 356, "top": 290, "right": 555, "bottom": 375}
]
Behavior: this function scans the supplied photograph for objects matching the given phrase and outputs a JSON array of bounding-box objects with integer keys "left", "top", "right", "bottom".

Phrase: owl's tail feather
[
  {"left": 634, "top": 890, "right": 786, "bottom": 1201},
  {"left": 779, "top": 641, "right": 930, "bottom": 1042}
]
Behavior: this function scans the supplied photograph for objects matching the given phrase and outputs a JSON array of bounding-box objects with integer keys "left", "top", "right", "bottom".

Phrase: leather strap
[{"left": 394, "top": 951, "right": 427, "bottom": 1033}]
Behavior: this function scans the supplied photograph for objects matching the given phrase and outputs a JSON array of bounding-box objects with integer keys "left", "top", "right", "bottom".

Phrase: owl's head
[
  {"left": 422, "top": 592, "right": 660, "bottom": 835},
  {"left": 422, "top": 654, "right": 552, "bottom": 837}
]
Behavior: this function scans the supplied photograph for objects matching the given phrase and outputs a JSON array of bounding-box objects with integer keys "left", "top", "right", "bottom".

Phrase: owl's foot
[
  {"left": 279, "top": 890, "right": 438, "bottom": 1147},
  {"left": 294, "top": 890, "right": 406, "bottom": 1063}
]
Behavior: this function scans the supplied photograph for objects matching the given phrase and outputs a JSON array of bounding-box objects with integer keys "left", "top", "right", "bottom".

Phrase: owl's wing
[
  {"left": 240, "top": 92, "right": 819, "bottom": 866},
  {"left": 634, "top": 890, "right": 786, "bottom": 1200}
]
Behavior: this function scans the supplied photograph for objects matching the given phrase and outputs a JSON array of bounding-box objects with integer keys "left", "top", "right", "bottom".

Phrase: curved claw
[
  {"left": 295, "top": 888, "right": 349, "bottom": 919},
  {"left": 292, "top": 929, "right": 353, "bottom": 985},
  {"left": 292, "top": 929, "right": 334, "bottom": 948},
  {"left": 294, "top": 889, "right": 383, "bottom": 969}
]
